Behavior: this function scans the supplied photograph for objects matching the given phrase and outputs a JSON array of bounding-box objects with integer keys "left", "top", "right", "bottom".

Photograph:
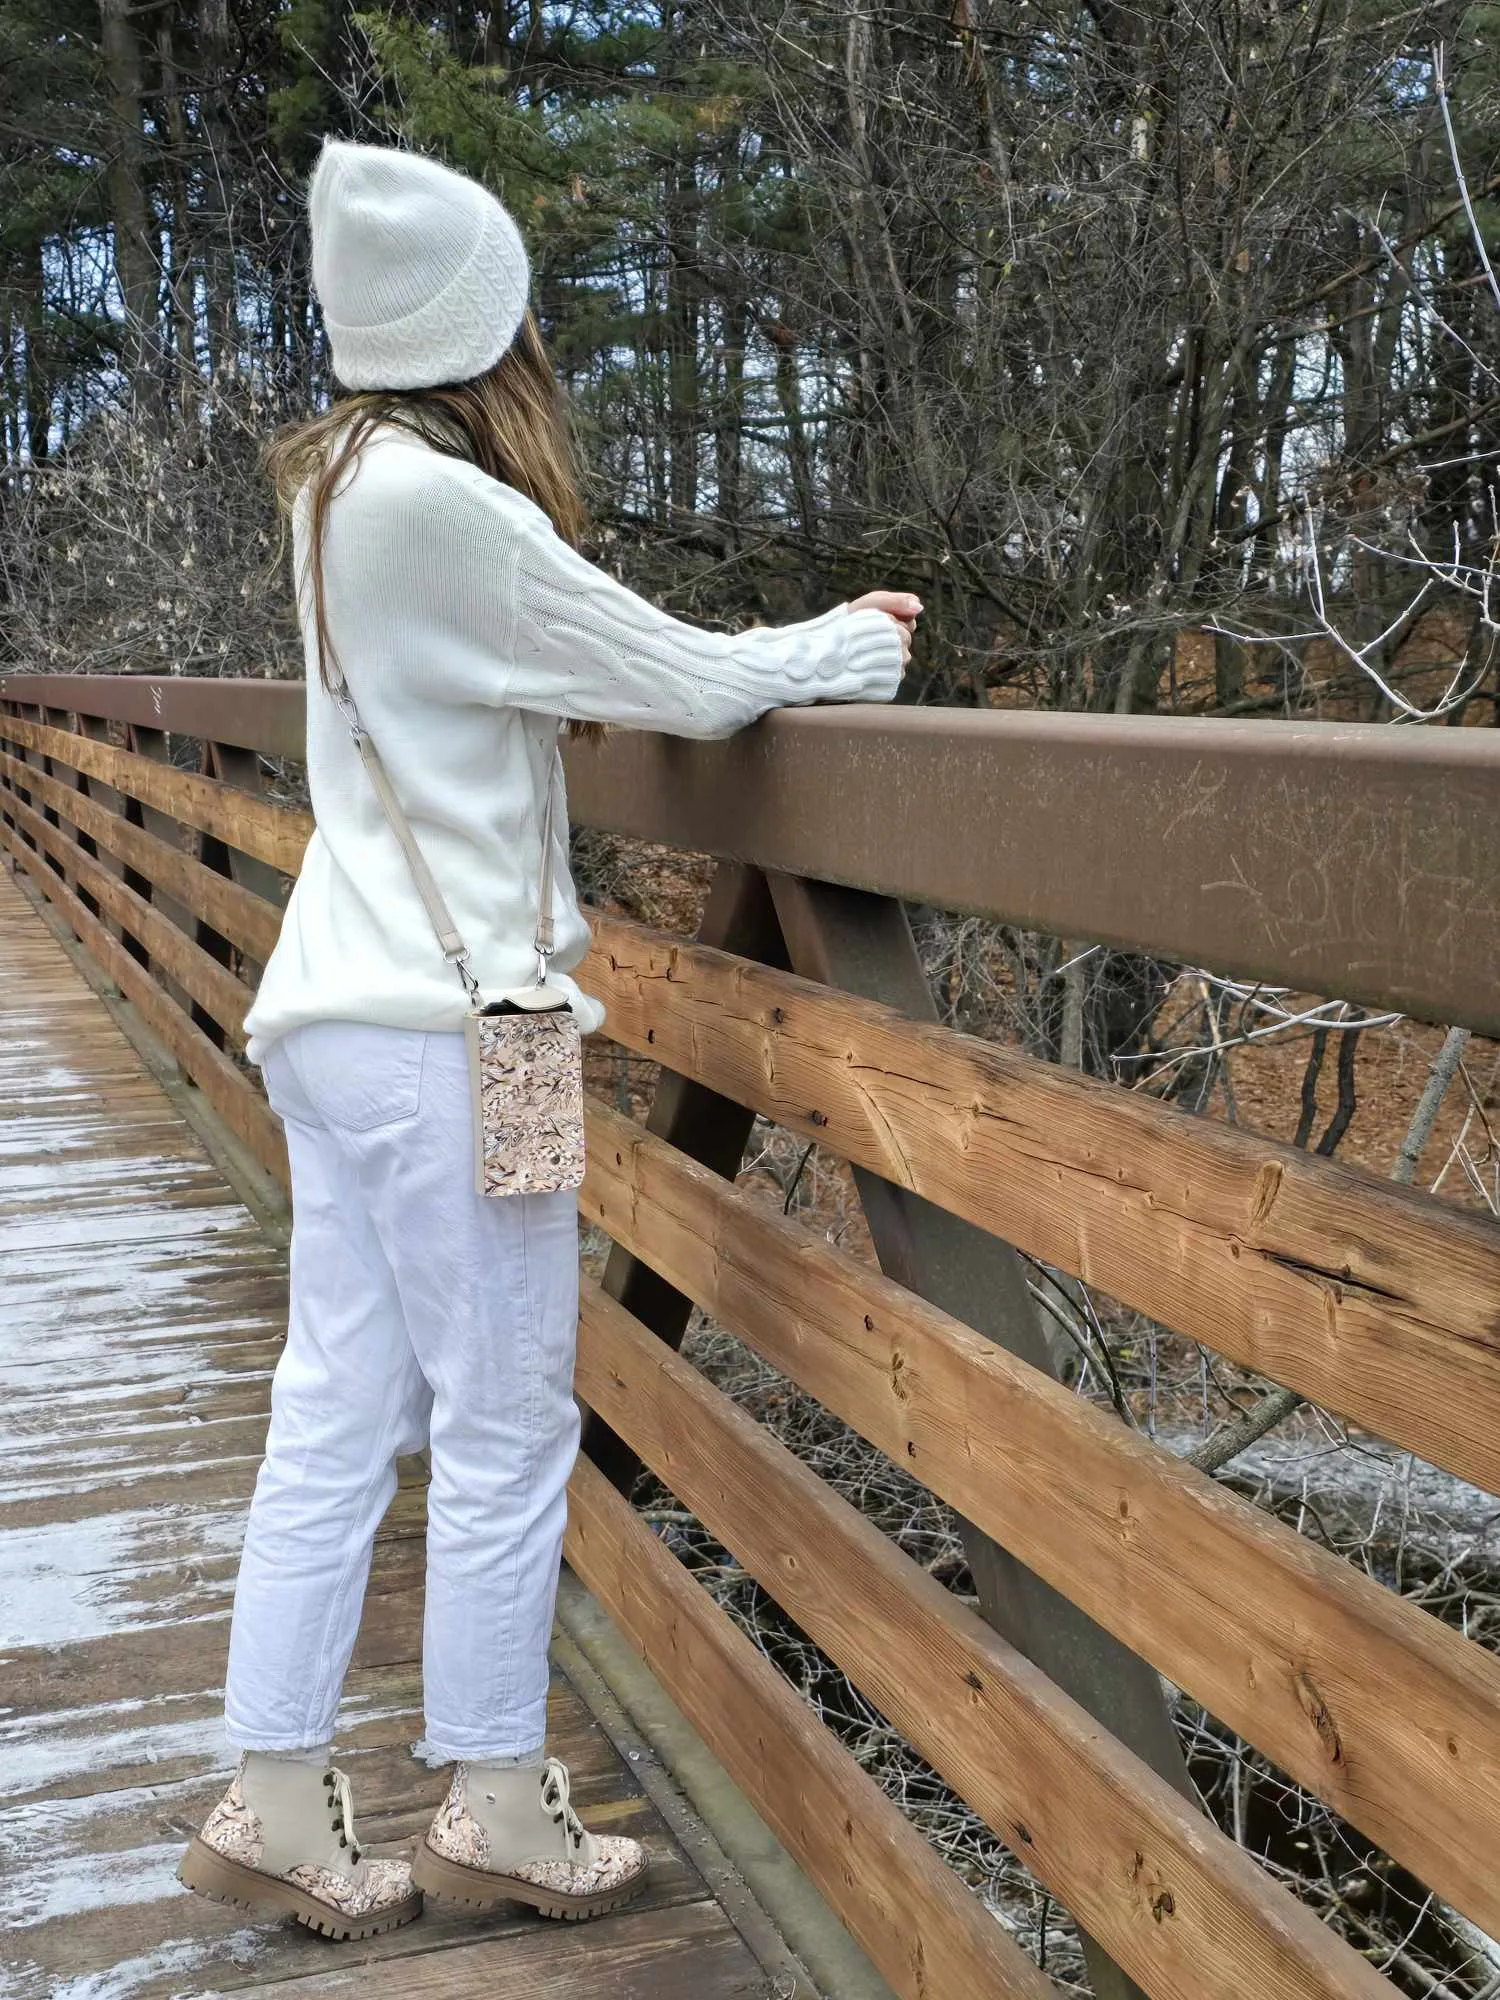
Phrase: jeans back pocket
[{"left": 288, "top": 1021, "right": 428, "bottom": 1133}]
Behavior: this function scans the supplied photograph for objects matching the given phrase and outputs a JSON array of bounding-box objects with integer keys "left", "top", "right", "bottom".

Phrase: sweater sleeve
[{"left": 484, "top": 497, "right": 906, "bottom": 738}]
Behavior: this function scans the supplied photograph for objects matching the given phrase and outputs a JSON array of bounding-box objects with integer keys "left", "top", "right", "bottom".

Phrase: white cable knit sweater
[{"left": 241, "top": 425, "right": 905, "bottom": 1062}]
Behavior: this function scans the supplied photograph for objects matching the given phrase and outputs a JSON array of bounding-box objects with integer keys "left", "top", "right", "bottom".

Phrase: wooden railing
[{"left": 3, "top": 671, "right": 1498, "bottom": 2000}]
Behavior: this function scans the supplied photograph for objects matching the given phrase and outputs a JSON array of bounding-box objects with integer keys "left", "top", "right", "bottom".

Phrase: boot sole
[
  {"left": 177, "top": 1835, "right": 423, "bottom": 1941},
  {"left": 410, "top": 1837, "right": 648, "bottom": 1921}
]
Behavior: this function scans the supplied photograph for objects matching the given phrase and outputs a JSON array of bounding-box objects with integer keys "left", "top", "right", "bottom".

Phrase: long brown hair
[{"left": 265, "top": 309, "right": 593, "bottom": 728}]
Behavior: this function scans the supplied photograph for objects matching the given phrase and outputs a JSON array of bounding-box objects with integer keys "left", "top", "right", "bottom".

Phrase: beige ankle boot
[
  {"left": 412, "top": 1756, "right": 649, "bottom": 1920},
  {"left": 178, "top": 1754, "right": 421, "bottom": 1939}
]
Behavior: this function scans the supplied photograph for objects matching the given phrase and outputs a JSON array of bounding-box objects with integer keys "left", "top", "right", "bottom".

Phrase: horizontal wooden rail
[
  {"left": 2, "top": 785, "right": 256, "bottom": 1045},
  {"left": 4, "top": 675, "right": 1498, "bottom": 1034},
  {"left": 565, "top": 1453, "right": 1059, "bottom": 2000},
  {"left": 0, "top": 820, "right": 286, "bottom": 1182},
  {"left": 580, "top": 915, "right": 1500, "bottom": 1496},
  {"left": 0, "top": 714, "right": 312, "bottom": 875},
  {"left": 581, "top": 1100, "right": 1500, "bottom": 1937},
  {"left": 0, "top": 746, "right": 283, "bottom": 963},
  {"left": 575, "top": 1278, "right": 1390, "bottom": 2000}
]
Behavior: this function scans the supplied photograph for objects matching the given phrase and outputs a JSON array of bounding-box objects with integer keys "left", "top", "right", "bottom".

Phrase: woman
[{"left": 178, "top": 138, "right": 917, "bottom": 1941}]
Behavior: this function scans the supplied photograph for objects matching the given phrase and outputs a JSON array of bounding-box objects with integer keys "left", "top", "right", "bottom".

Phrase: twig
[
  {"left": 1391, "top": 1027, "right": 1471, "bottom": 1185},
  {"left": 1188, "top": 1025, "right": 1469, "bottom": 1476},
  {"left": 1024, "top": 1272, "right": 1135, "bottom": 1425},
  {"left": 1434, "top": 44, "right": 1500, "bottom": 317}
]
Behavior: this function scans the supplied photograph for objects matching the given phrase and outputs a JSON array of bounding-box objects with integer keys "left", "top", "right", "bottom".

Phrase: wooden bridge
[{"left": 1, "top": 672, "right": 1498, "bottom": 2000}]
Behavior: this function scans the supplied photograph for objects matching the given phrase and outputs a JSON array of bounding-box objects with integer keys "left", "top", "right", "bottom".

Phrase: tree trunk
[
  {"left": 198, "top": 0, "right": 238, "bottom": 382},
  {"left": 97, "top": 0, "right": 161, "bottom": 402}
]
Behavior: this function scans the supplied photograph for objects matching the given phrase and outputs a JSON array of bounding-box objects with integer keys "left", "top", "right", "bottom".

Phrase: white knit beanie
[{"left": 308, "top": 140, "right": 530, "bottom": 391}]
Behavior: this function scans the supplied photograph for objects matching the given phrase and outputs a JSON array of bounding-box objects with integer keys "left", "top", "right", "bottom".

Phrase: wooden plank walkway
[{"left": 0, "top": 869, "right": 777, "bottom": 2000}]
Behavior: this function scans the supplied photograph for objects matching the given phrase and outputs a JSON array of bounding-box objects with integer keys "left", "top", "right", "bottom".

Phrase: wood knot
[
  {"left": 1130, "top": 1851, "right": 1177, "bottom": 1924},
  {"left": 1250, "top": 1158, "right": 1284, "bottom": 1231},
  {"left": 890, "top": 1350, "right": 910, "bottom": 1402},
  {"left": 1293, "top": 1667, "right": 1343, "bottom": 1765}
]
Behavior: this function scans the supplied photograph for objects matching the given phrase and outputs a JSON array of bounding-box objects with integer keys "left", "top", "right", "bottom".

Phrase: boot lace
[
  {"left": 322, "top": 1765, "right": 362, "bottom": 1865},
  {"left": 539, "top": 1757, "right": 586, "bottom": 1852}
]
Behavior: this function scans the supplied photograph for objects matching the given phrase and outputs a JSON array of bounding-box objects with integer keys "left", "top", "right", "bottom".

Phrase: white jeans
[{"left": 224, "top": 1020, "right": 581, "bottom": 1763}]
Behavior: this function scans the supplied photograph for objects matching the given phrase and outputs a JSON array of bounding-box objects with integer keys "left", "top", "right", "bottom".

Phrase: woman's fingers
[
  {"left": 848, "top": 589, "right": 918, "bottom": 672},
  {"left": 850, "top": 588, "right": 924, "bottom": 627}
]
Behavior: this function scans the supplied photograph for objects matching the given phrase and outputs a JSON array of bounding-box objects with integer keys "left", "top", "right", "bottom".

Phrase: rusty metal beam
[{"left": 5, "top": 679, "right": 1495, "bottom": 1032}]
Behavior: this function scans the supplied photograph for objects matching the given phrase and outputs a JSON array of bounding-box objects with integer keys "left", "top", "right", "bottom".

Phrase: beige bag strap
[
  {"left": 535, "top": 728, "right": 558, "bottom": 961},
  {"left": 326, "top": 661, "right": 560, "bottom": 1005}
]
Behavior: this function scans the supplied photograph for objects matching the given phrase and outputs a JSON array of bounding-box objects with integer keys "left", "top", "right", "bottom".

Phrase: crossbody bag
[{"left": 326, "top": 667, "right": 586, "bottom": 1200}]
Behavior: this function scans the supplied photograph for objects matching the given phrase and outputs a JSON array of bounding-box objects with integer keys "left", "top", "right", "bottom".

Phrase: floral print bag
[
  {"left": 464, "top": 995, "right": 585, "bottom": 1200},
  {"left": 328, "top": 665, "right": 585, "bottom": 1200}
]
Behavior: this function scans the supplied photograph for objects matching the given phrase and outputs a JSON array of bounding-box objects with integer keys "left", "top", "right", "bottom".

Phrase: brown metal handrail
[{"left": 2, "top": 672, "right": 1495, "bottom": 1033}]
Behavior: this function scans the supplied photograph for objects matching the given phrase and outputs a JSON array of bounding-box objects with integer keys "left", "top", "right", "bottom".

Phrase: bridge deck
[{"left": 0, "top": 869, "right": 777, "bottom": 2000}]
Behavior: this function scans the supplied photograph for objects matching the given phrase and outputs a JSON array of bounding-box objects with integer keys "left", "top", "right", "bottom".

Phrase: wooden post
[
  {"left": 766, "top": 872, "right": 1198, "bottom": 2000},
  {"left": 0, "top": 704, "right": 12, "bottom": 839},
  {"left": 40, "top": 707, "right": 84, "bottom": 897},
  {"left": 0, "top": 702, "right": 27, "bottom": 858},
  {"left": 581, "top": 863, "right": 788, "bottom": 1493},
  {"left": 123, "top": 723, "right": 200, "bottom": 1021},
  {"left": 73, "top": 714, "right": 132, "bottom": 947},
  {"left": 11, "top": 702, "right": 46, "bottom": 862},
  {"left": 197, "top": 740, "right": 291, "bottom": 997}
]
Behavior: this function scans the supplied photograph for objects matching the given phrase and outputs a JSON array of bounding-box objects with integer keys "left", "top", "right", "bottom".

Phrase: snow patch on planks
[{"left": 0, "top": 869, "right": 777, "bottom": 2000}]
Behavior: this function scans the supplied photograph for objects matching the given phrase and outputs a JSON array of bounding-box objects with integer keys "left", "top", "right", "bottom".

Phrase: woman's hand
[{"left": 849, "top": 589, "right": 922, "bottom": 669}]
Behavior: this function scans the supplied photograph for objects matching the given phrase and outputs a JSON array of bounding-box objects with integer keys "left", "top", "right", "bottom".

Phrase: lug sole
[
  {"left": 177, "top": 1835, "right": 423, "bottom": 1941},
  {"left": 410, "top": 1837, "right": 648, "bottom": 1922}
]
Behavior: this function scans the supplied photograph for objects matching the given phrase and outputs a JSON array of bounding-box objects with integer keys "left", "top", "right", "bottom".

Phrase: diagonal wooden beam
[
  {"left": 766, "top": 872, "right": 1194, "bottom": 2000},
  {"left": 581, "top": 862, "right": 788, "bottom": 1492}
]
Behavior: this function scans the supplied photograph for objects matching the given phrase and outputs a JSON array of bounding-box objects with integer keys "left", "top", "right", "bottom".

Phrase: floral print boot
[
  {"left": 178, "top": 1754, "right": 421, "bottom": 1940},
  {"left": 411, "top": 1756, "right": 649, "bottom": 1920}
]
